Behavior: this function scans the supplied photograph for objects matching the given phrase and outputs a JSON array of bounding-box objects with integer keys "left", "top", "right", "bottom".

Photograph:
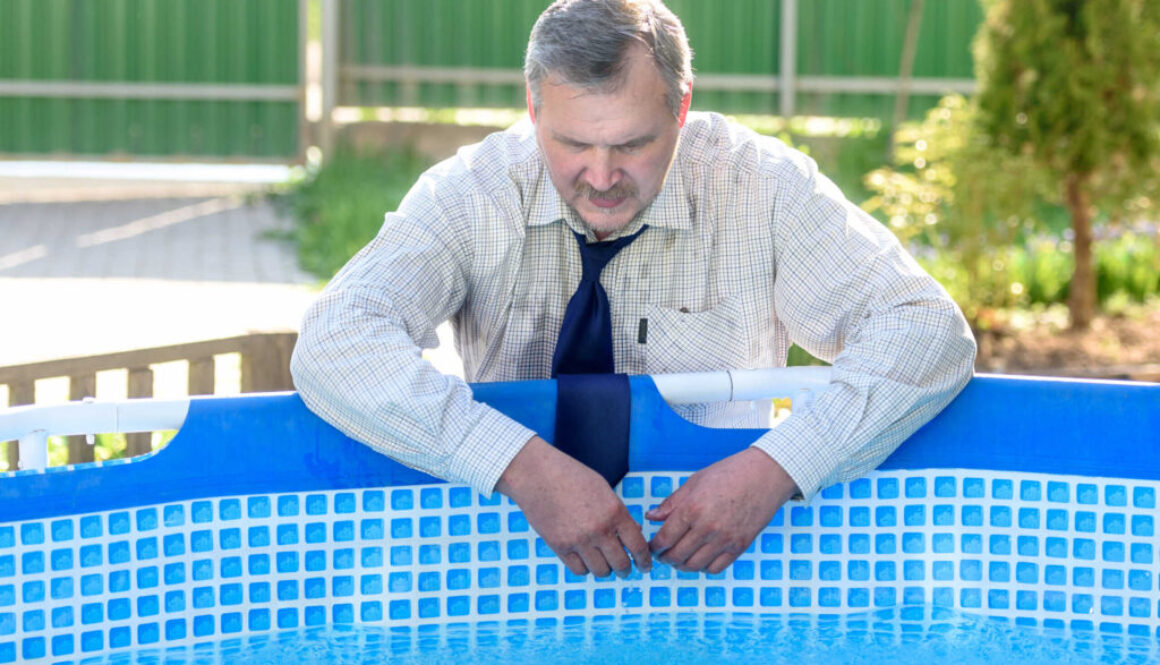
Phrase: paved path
[{"left": 0, "top": 183, "right": 320, "bottom": 367}]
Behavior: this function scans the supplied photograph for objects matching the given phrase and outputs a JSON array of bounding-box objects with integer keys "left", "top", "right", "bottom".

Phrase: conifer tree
[{"left": 974, "top": 0, "right": 1160, "bottom": 328}]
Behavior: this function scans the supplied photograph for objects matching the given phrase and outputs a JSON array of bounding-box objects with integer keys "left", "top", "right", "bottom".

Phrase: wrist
[
  {"left": 744, "top": 446, "right": 802, "bottom": 504},
  {"left": 495, "top": 435, "right": 552, "bottom": 499}
]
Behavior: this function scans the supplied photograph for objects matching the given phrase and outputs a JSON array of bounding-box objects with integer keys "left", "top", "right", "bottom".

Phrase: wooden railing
[{"left": 0, "top": 331, "right": 297, "bottom": 470}]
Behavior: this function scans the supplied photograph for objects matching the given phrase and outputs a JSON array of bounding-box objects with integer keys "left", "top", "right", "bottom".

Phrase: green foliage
[
  {"left": 865, "top": 94, "right": 1160, "bottom": 325},
  {"left": 973, "top": 0, "right": 1160, "bottom": 326},
  {"left": 1096, "top": 229, "right": 1160, "bottom": 304},
  {"left": 277, "top": 148, "right": 432, "bottom": 280},
  {"left": 934, "top": 232, "right": 1160, "bottom": 310},
  {"left": 44, "top": 431, "right": 177, "bottom": 466},
  {"left": 787, "top": 344, "right": 827, "bottom": 368},
  {"left": 46, "top": 433, "right": 121, "bottom": 467},
  {"left": 974, "top": 0, "right": 1160, "bottom": 187},
  {"left": 863, "top": 94, "right": 1053, "bottom": 324}
]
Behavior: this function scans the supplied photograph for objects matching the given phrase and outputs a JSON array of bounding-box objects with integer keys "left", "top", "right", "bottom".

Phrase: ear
[
  {"left": 677, "top": 87, "right": 692, "bottom": 127},
  {"left": 525, "top": 83, "right": 536, "bottom": 124}
]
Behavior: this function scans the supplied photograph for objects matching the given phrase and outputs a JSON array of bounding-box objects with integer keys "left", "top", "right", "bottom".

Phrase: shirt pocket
[{"left": 642, "top": 296, "right": 754, "bottom": 375}]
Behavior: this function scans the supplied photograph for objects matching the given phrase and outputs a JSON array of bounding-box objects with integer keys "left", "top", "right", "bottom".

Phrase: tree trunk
[
  {"left": 887, "top": 0, "right": 926, "bottom": 163},
  {"left": 1065, "top": 172, "right": 1096, "bottom": 330}
]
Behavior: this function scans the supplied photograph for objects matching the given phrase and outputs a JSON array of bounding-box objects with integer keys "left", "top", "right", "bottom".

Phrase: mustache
[{"left": 574, "top": 181, "right": 637, "bottom": 200}]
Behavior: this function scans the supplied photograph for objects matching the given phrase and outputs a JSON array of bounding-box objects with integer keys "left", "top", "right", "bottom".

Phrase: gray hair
[{"left": 524, "top": 0, "right": 694, "bottom": 118}]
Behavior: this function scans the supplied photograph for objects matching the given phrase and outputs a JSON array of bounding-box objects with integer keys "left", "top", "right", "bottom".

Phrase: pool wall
[{"left": 1, "top": 375, "right": 1158, "bottom": 662}]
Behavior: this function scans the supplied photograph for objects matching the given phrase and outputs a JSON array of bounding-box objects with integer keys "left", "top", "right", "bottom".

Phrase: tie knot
[{"left": 573, "top": 226, "right": 647, "bottom": 282}]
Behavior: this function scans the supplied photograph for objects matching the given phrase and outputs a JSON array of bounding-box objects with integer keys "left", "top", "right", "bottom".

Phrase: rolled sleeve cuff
[
  {"left": 750, "top": 414, "right": 841, "bottom": 504},
  {"left": 445, "top": 404, "right": 537, "bottom": 496}
]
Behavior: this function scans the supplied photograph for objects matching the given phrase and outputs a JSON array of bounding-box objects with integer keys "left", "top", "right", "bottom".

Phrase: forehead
[{"left": 536, "top": 48, "right": 670, "bottom": 142}]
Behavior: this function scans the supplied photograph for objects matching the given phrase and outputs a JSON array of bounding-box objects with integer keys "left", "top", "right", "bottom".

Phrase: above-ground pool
[{"left": 1, "top": 372, "right": 1158, "bottom": 663}]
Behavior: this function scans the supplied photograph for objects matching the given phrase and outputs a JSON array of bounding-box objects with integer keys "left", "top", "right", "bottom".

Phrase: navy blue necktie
[
  {"left": 551, "top": 225, "right": 647, "bottom": 487},
  {"left": 551, "top": 225, "right": 648, "bottom": 377}
]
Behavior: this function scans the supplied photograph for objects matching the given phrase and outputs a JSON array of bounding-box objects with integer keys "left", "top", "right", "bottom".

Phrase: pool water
[{"left": 66, "top": 607, "right": 1159, "bottom": 665}]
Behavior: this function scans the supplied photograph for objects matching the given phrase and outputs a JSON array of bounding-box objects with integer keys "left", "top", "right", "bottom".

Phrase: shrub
[
  {"left": 865, "top": 95, "right": 1160, "bottom": 327},
  {"left": 863, "top": 94, "right": 1053, "bottom": 327}
]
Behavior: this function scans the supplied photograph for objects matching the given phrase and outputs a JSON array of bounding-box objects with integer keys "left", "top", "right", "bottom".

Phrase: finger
[
  {"left": 560, "top": 551, "right": 588, "bottom": 577},
  {"left": 648, "top": 515, "right": 686, "bottom": 556},
  {"left": 655, "top": 523, "right": 708, "bottom": 568},
  {"left": 617, "top": 522, "right": 652, "bottom": 573},
  {"left": 598, "top": 539, "right": 633, "bottom": 578},
  {"left": 645, "top": 485, "right": 684, "bottom": 522},
  {"left": 579, "top": 546, "right": 612, "bottom": 578},
  {"left": 645, "top": 499, "right": 673, "bottom": 522},
  {"left": 661, "top": 532, "right": 710, "bottom": 570},
  {"left": 706, "top": 551, "right": 738, "bottom": 575},
  {"left": 684, "top": 541, "right": 725, "bottom": 573}
]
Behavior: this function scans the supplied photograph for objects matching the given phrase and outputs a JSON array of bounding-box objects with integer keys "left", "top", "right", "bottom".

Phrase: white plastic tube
[
  {"left": 0, "top": 368, "right": 834, "bottom": 471},
  {"left": 0, "top": 399, "right": 191, "bottom": 471},
  {"left": 651, "top": 366, "right": 832, "bottom": 404}
]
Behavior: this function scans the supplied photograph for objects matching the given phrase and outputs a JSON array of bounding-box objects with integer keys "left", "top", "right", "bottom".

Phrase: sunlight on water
[{"left": 72, "top": 608, "right": 1159, "bottom": 665}]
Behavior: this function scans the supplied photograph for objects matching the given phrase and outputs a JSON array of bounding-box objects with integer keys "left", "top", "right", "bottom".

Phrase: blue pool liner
[
  {"left": 2, "top": 374, "right": 1157, "bottom": 522},
  {"left": 2, "top": 372, "right": 1160, "bottom": 663}
]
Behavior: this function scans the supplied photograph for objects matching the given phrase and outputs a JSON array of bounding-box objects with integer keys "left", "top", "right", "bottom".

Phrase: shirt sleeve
[
  {"left": 290, "top": 167, "right": 535, "bottom": 496},
  {"left": 751, "top": 157, "right": 977, "bottom": 502}
]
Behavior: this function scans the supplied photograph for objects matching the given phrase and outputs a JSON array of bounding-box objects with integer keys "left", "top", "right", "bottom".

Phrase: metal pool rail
[{"left": 0, "top": 371, "right": 1157, "bottom": 663}]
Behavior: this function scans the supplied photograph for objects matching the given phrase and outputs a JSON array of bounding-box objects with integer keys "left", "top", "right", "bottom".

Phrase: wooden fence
[{"left": 0, "top": 331, "right": 297, "bottom": 470}]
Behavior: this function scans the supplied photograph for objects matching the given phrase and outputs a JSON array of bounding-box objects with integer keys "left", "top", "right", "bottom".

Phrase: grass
[
  {"left": 273, "top": 147, "right": 433, "bottom": 280},
  {"left": 278, "top": 114, "right": 879, "bottom": 365}
]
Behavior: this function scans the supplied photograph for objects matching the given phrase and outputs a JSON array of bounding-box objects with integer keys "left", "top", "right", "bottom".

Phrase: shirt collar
[
  {"left": 527, "top": 165, "right": 574, "bottom": 231},
  {"left": 526, "top": 146, "right": 692, "bottom": 240}
]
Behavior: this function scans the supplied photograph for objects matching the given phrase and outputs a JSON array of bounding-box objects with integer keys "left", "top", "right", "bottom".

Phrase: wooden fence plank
[
  {"left": 241, "top": 333, "right": 296, "bottom": 393},
  {"left": 68, "top": 373, "right": 97, "bottom": 464},
  {"left": 1, "top": 332, "right": 299, "bottom": 467},
  {"left": 125, "top": 367, "right": 155, "bottom": 458},
  {"left": 0, "top": 334, "right": 254, "bottom": 386},
  {"left": 7, "top": 380, "right": 35, "bottom": 471},
  {"left": 188, "top": 356, "right": 216, "bottom": 395}
]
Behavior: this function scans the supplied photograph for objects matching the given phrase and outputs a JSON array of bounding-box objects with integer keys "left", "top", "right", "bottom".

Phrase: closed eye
[
  {"left": 554, "top": 137, "right": 591, "bottom": 153},
  {"left": 550, "top": 132, "right": 656, "bottom": 153},
  {"left": 616, "top": 136, "right": 655, "bottom": 153}
]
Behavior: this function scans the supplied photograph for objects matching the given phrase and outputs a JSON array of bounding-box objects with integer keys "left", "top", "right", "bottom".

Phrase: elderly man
[{"left": 291, "top": 0, "right": 975, "bottom": 579}]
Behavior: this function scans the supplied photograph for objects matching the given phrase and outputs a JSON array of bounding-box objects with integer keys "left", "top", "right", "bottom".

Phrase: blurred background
[{"left": 1, "top": 0, "right": 1158, "bottom": 470}]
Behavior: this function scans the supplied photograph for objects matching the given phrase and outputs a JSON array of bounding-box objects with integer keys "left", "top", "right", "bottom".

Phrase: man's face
[{"left": 532, "top": 46, "right": 683, "bottom": 237}]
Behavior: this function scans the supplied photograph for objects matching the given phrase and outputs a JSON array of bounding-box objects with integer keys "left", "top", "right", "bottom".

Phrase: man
[{"left": 291, "top": 0, "right": 976, "bottom": 580}]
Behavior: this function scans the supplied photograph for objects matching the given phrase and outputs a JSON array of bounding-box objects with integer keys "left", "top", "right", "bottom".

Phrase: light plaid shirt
[{"left": 291, "top": 112, "right": 976, "bottom": 501}]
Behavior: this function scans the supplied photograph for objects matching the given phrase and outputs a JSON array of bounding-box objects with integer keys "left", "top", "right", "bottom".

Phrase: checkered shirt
[{"left": 291, "top": 112, "right": 977, "bottom": 501}]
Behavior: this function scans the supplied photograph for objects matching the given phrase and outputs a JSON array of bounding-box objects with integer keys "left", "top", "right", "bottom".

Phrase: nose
[{"left": 582, "top": 148, "right": 621, "bottom": 192}]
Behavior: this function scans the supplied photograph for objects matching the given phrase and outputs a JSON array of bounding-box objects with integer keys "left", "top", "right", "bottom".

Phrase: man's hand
[
  {"left": 646, "top": 447, "right": 798, "bottom": 574},
  {"left": 496, "top": 436, "right": 652, "bottom": 577}
]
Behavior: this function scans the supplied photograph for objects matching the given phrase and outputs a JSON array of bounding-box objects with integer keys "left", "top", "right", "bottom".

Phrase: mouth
[
  {"left": 577, "top": 182, "right": 635, "bottom": 212},
  {"left": 589, "top": 195, "right": 628, "bottom": 209}
]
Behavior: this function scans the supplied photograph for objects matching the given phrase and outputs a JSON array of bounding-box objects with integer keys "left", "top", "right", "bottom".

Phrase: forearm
[
  {"left": 757, "top": 292, "right": 976, "bottom": 500},
  {"left": 291, "top": 288, "right": 534, "bottom": 495}
]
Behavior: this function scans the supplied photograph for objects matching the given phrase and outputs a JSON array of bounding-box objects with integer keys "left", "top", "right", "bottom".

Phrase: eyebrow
[{"left": 551, "top": 131, "right": 657, "bottom": 149}]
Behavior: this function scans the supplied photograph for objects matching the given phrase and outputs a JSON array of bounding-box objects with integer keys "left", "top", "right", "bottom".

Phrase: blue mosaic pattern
[{"left": 3, "top": 470, "right": 1159, "bottom": 662}]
